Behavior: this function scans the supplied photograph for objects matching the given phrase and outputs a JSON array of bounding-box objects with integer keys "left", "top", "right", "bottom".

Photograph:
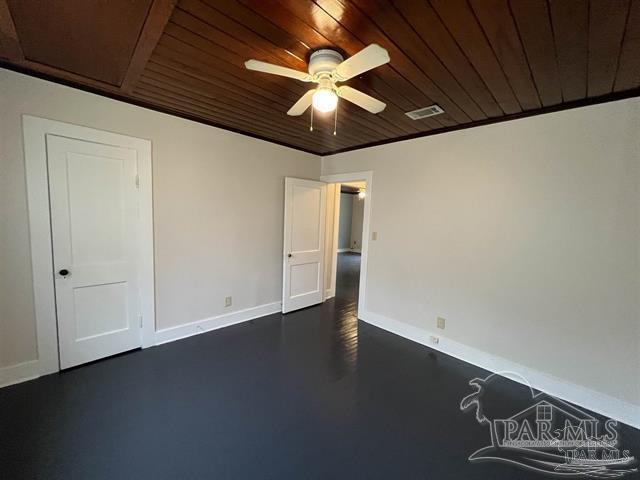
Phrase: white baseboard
[
  {"left": 324, "top": 288, "right": 335, "bottom": 300},
  {"left": 5, "top": 303, "right": 636, "bottom": 431},
  {"left": 0, "top": 359, "right": 41, "bottom": 389},
  {"left": 337, "top": 248, "right": 351, "bottom": 253},
  {"left": 0, "top": 302, "right": 283, "bottom": 390},
  {"left": 155, "top": 301, "right": 282, "bottom": 345},
  {"left": 350, "top": 248, "right": 361, "bottom": 253},
  {"left": 360, "top": 310, "right": 640, "bottom": 430}
]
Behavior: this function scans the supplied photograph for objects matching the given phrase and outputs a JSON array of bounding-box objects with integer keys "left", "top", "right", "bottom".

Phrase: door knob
[
  {"left": 287, "top": 253, "right": 292, "bottom": 258},
  {"left": 59, "top": 269, "right": 70, "bottom": 276}
]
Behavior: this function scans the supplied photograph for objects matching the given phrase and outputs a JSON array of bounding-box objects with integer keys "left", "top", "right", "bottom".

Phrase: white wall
[
  {"left": 322, "top": 98, "right": 640, "bottom": 409},
  {"left": 0, "top": 68, "right": 319, "bottom": 369},
  {"left": 338, "top": 193, "right": 353, "bottom": 249},
  {"left": 350, "top": 194, "right": 364, "bottom": 251},
  {"left": 2, "top": 65, "right": 639, "bottom": 420}
]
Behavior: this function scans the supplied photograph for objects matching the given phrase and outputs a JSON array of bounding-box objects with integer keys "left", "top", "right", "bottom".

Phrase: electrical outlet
[
  {"left": 224, "top": 296, "right": 232, "bottom": 307},
  {"left": 437, "top": 317, "right": 446, "bottom": 329},
  {"left": 372, "top": 231, "right": 378, "bottom": 241},
  {"left": 430, "top": 335, "right": 440, "bottom": 344}
]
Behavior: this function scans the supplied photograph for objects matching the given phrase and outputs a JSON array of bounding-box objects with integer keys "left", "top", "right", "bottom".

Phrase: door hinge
[
  {"left": 138, "top": 314, "right": 143, "bottom": 328},
  {"left": 135, "top": 174, "right": 140, "bottom": 189}
]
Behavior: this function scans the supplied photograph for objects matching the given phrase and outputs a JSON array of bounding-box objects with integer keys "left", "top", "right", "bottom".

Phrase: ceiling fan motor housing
[{"left": 308, "top": 49, "right": 344, "bottom": 78}]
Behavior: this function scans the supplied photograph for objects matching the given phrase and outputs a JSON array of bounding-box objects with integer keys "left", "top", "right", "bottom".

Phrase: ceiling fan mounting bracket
[{"left": 308, "top": 49, "right": 344, "bottom": 79}]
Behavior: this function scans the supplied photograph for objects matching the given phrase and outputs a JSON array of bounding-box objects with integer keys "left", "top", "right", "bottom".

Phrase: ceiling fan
[{"left": 245, "top": 45, "right": 390, "bottom": 133}]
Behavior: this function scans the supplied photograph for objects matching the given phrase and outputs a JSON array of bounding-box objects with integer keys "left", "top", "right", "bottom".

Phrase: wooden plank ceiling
[{"left": 1, "top": 0, "right": 639, "bottom": 155}]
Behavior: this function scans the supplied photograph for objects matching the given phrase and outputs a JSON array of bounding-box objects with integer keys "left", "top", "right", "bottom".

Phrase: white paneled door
[
  {"left": 282, "top": 177, "right": 327, "bottom": 313},
  {"left": 47, "top": 134, "right": 142, "bottom": 368}
]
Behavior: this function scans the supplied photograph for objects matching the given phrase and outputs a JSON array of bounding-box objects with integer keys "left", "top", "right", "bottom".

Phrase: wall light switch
[
  {"left": 225, "top": 296, "right": 232, "bottom": 307},
  {"left": 437, "top": 317, "right": 446, "bottom": 329},
  {"left": 372, "top": 231, "right": 378, "bottom": 241}
]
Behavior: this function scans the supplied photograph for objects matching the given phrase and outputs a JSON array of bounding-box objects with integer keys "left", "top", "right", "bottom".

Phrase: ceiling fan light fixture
[
  {"left": 245, "top": 44, "right": 390, "bottom": 121},
  {"left": 312, "top": 88, "right": 338, "bottom": 113}
]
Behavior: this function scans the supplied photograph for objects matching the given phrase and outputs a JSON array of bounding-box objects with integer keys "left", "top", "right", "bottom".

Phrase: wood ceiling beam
[
  {"left": 120, "top": 0, "right": 177, "bottom": 93},
  {"left": 0, "top": 0, "right": 24, "bottom": 61}
]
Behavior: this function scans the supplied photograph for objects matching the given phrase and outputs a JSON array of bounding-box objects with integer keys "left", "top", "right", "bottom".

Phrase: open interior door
[{"left": 282, "top": 177, "right": 326, "bottom": 313}]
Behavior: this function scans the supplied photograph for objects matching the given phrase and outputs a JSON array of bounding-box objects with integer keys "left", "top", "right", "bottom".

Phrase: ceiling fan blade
[
  {"left": 245, "top": 59, "right": 312, "bottom": 82},
  {"left": 337, "top": 86, "right": 386, "bottom": 114},
  {"left": 334, "top": 44, "right": 390, "bottom": 81},
  {"left": 287, "top": 90, "right": 316, "bottom": 116}
]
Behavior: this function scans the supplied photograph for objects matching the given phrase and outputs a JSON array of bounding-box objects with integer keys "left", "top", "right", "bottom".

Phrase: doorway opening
[
  {"left": 321, "top": 171, "right": 372, "bottom": 320},
  {"left": 281, "top": 172, "right": 372, "bottom": 316},
  {"left": 335, "top": 182, "right": 365, "bottom": 306}
]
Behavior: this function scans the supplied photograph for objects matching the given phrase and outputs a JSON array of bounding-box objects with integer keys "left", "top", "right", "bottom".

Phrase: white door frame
[
  {"left": 320, "top": 171, "right": 373, "bottom": 314},
  {"left": 23, "top": 115, "right": 155, "bottom": 376},
  {"left": 324, "top": 184, "right": 341, "bottom": 300}
]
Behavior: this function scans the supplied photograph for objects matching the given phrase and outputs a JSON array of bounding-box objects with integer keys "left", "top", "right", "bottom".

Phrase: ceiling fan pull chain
[
  {"left": 333, "top": 103, "right": 338, "bottom": 136},
  {"left": 310, "top": 105, "right": 314, "bottom": 132}
]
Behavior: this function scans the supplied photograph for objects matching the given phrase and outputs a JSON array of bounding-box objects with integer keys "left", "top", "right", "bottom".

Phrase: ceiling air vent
[{"left": 405, "top": 104, "right": 444, "bottom": 120}]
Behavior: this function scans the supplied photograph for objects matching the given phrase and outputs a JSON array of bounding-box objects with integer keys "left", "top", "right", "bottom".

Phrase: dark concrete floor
[{"left": 1, "top": 252, "right": 638, "bottom": 479}]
